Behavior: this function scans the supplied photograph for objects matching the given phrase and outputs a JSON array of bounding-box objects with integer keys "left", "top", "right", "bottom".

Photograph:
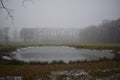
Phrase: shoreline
[{"left": 0, "top": 44, "right": 119, "bottom": 65}]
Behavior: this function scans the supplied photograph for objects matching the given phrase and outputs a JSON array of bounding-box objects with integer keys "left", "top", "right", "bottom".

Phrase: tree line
[
  {"left": 0, "top": 18, "right": 120, "bottom": 43},
  {"left": 0, "top": 27, "right": 80, "bottom": 42},
  {"left": 79, "top": 18, "right": 120, "bottom": 43}
]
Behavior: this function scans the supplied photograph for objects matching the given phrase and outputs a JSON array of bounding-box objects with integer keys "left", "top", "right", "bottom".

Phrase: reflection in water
[{"left": 12, "top": 46, "right": 115, "bottom": 63}]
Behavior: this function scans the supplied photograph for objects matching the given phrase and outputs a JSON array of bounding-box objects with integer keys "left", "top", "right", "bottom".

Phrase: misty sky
[{"left": 0, "top": 0, "right": 120, "bottom": 29}]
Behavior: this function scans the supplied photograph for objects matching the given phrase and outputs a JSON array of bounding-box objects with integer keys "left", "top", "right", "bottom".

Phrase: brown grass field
[{"left": 0, "top": 60, "right": 120, "bottom": 80}]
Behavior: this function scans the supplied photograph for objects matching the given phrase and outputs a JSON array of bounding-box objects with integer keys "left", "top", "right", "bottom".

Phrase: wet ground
[{"left": 0, "top": 69, "right": 120, "bottom": 80}]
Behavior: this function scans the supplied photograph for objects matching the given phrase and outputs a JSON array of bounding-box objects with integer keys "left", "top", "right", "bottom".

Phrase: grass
[
  {"left": 89, "top": 68, "right": 120, "bottom": 78},
  {"left": 0, "top": 42, "right": 120, "bottom": 79},
  {"left": 0, "top": 59, "right": 26, "bottom": 65},
  {"left": 0, "top": 60, "right": 120, "bottom": 80},
  {"left": 0, "top": 42, "right": 120, "bottom": 52}
]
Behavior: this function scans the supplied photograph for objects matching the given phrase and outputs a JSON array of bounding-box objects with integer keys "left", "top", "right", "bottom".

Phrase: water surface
[{"left": 13, "top": 46, "right": 114, "bottom": 63}]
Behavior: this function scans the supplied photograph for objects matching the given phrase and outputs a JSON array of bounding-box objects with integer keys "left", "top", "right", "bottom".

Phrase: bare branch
[
  {"left": 0, "top": 0, "right": 34, "bottom": 22},
  {"left": 0, "top": 0, "right": 13, "bottom": 21},
  {"left": 23, "top": 0, "right": 34, "bottom": 7}
]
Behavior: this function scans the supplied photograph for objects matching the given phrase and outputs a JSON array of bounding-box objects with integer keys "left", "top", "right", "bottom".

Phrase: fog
[
  {"left": 0, "top": 0, "right": 120, "bottom": 43},
  {"left": 0, "top": 0, "right": 120, "bottom": 29}
]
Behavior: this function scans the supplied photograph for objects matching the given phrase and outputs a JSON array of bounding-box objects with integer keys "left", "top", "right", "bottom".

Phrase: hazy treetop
[{"left": 0, "top": 0, "right": 120, "bottom": 29}]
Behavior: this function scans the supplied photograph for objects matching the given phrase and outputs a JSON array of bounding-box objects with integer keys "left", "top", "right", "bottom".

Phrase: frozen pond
[{"left": 12, "top": 46, "right": 115, "bottom": 63}]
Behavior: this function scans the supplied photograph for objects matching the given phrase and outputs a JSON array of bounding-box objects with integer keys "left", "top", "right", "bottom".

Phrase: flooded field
[{"left": 11, "top": 46, "right": 115, "bottom": 63}]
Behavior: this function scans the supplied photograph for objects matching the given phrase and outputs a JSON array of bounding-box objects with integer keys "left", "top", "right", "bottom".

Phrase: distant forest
[
  {"left": 79, "top": 18, "right": 120, "bottom": 43},
  {"left": 0, "top": 18, "right": 120, "bottom": 43}
]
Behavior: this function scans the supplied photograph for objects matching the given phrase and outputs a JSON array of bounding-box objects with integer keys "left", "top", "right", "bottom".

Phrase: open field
[{"left": 0, "top": 42, "right": 120, "bottom": 80}]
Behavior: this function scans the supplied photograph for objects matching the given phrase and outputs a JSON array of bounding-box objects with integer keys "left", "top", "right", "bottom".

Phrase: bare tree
[
  {"left": 0, "top": 0, "right": 33, "bottom": 21},
  {"left": 0, "top": 0, "right": 13, "bottom": 20}
]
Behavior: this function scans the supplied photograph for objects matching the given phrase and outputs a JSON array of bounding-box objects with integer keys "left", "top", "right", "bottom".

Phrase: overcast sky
[{"left": 0, "top": 0, "right": 120, "bottom": 29}]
